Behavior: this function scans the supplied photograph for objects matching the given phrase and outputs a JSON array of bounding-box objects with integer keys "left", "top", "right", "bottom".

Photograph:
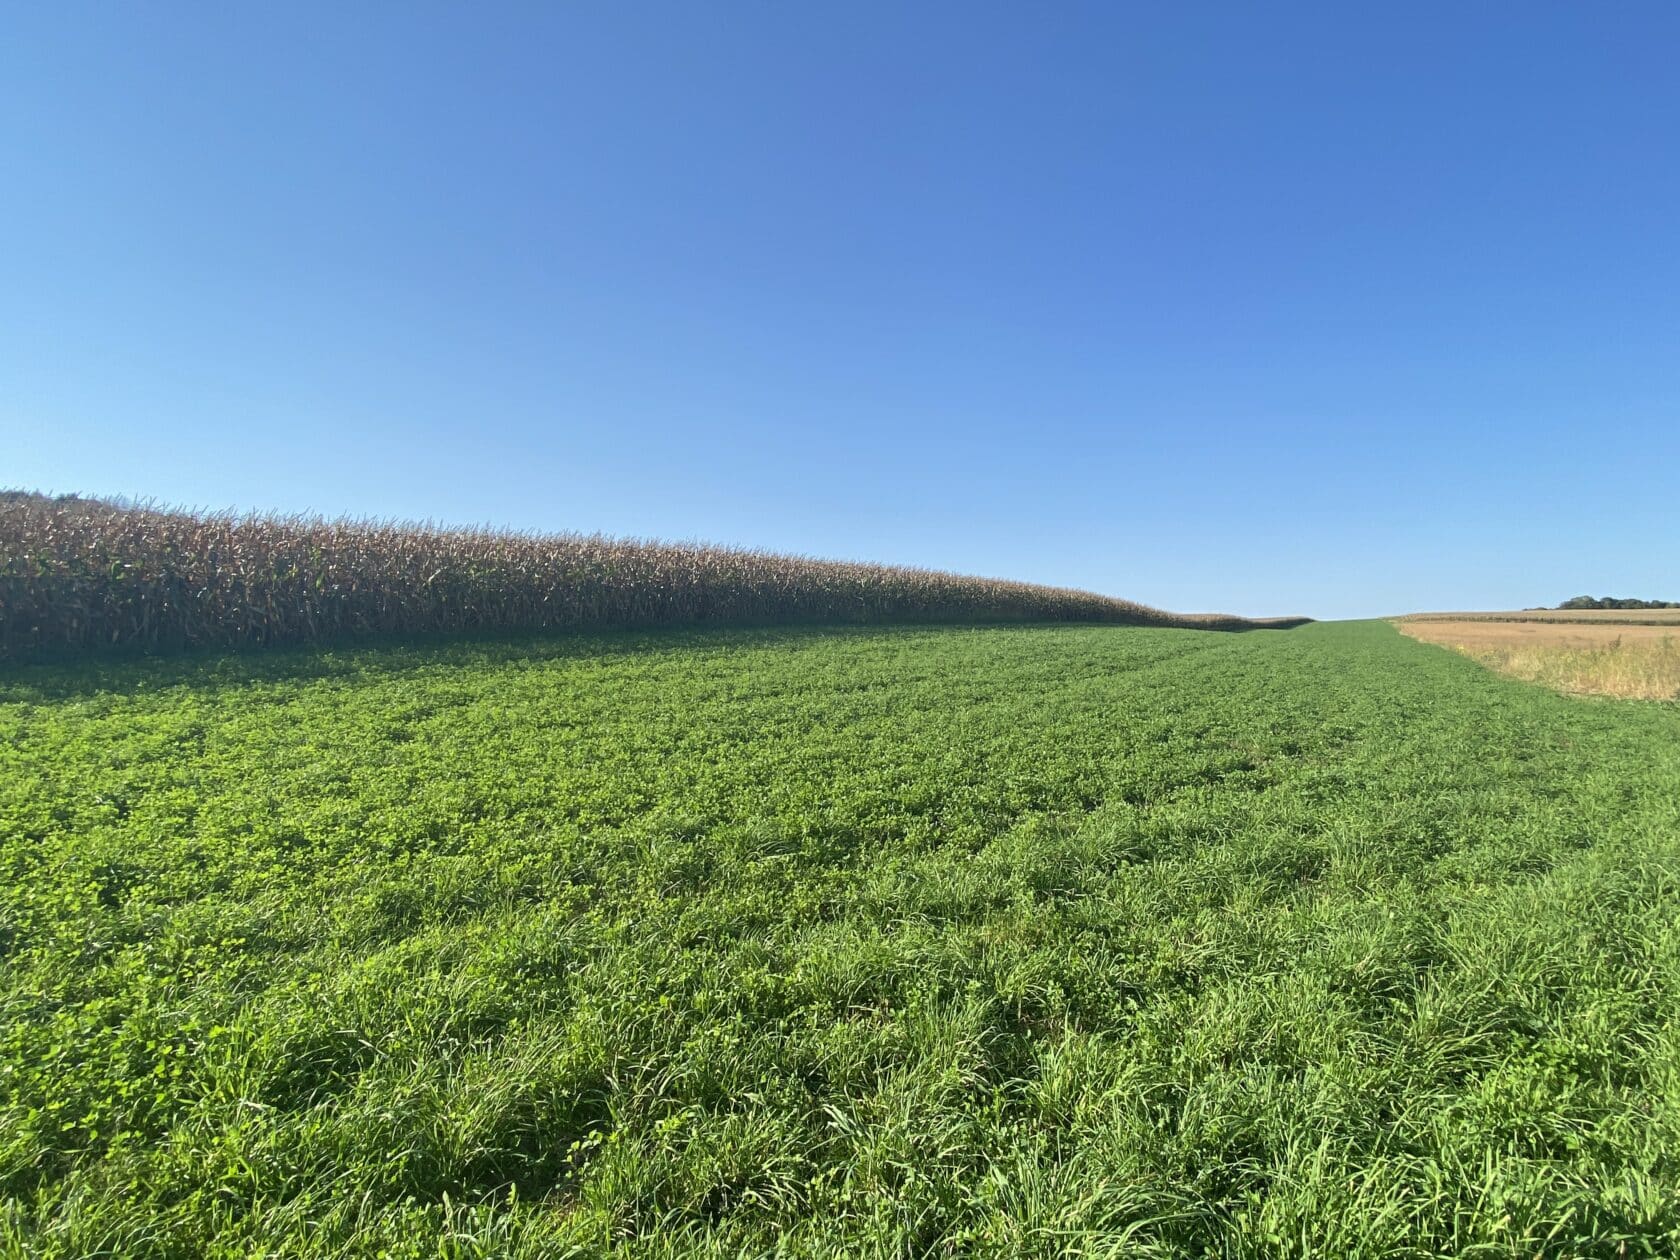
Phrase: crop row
[{"left": 0, "top": 493, "right": 1301, "bottom": 660}]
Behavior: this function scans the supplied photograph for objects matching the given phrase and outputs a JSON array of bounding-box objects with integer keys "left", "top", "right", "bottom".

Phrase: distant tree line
[{"left": 1558, "top": 595, "right": 1680, "bottom": 610}]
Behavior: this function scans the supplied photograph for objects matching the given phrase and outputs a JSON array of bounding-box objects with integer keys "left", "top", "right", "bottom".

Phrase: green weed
[{"left": 1, "top": 621, "right": 1677, "bottom": 1256}]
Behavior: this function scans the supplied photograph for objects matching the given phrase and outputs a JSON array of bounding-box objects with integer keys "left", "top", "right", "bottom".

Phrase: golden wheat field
[{"left": 1396, "top": 615, "right": 1680, "bottom": 700}]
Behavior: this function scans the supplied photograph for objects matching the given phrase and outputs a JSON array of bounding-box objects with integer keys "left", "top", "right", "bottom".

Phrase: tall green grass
[
  {"left": 3, "top": 621, "right": 1677, "bottom": 1256},
  {"left": 0, "top": 493, "right": 1301, "bottom": 661}
]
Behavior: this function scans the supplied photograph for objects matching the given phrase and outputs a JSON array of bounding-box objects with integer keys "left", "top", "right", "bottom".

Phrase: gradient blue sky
[{"left": 5, "top": 3, "right": 1677, "bottom": 619}]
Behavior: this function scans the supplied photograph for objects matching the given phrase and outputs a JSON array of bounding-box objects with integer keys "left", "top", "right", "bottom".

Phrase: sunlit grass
[{"left": 3, "top": 621, "right": 1679, "bottom": 1255}]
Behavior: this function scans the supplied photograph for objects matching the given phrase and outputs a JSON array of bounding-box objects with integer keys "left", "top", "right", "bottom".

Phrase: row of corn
[{"left": 0, "top": 493, "right": 1293, "bottom": 660}]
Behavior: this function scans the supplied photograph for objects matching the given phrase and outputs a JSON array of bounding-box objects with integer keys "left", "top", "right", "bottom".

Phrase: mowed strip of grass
[{"left": 2, "top": 621, "right": 1679, "bottom": 1258}]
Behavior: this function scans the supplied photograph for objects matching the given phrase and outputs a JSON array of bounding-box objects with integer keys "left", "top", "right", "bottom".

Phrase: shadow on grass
[{"left": 0, "top": 619, "right": 1316, "bottom": 704}]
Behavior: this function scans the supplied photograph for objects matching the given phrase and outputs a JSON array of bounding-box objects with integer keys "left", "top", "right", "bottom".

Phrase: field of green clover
[{"left": 3, "top": 620, "right": 1678, "bottom": 1257}]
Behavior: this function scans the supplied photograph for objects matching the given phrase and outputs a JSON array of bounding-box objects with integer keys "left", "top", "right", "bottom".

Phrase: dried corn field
[
  {"left": 0, "top": 494, "right": 1303, "bottom": 661},
  {"left": 1400, "top": 608, "right": 1680, "bottom": 627}
]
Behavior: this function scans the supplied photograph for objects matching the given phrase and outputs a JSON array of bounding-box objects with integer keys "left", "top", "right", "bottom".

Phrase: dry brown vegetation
[
  {"left": 1396, "top": 614, "right": 1680, "bottom": 701},
  {"left": 0, "top": 493, "right": 1305, "bottom": 661},
  {"left": 1402, "top": 608, "right": 1680, "bottom": 626}
]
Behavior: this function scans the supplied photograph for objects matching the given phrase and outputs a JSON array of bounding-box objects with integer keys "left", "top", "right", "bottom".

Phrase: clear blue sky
[{"left": 5, "top": 3, "right": 1677, "bottom": 619}]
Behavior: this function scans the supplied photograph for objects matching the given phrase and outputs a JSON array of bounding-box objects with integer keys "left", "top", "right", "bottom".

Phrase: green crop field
[{"left": 3, "top": 620, "right": 1679, "bottom": 1257}]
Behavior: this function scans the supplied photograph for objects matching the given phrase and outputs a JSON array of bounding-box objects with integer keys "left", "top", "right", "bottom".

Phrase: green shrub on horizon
[{"left": 1560, "top": 594, "right": 1680, "bottom": 610}]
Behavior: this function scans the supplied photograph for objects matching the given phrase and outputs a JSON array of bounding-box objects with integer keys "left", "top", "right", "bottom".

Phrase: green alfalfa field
[{"left": 3, "top": 619, "right": 1680, "bottom": 1257}]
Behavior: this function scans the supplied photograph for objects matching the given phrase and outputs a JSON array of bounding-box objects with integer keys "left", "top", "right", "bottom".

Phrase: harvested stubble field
[
  {"left": 1397, "top": 613, "right": 1680, "bottom": 701},
  {"left": 4, "top": 620, "right": 1680, "bottom": 1257}
]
